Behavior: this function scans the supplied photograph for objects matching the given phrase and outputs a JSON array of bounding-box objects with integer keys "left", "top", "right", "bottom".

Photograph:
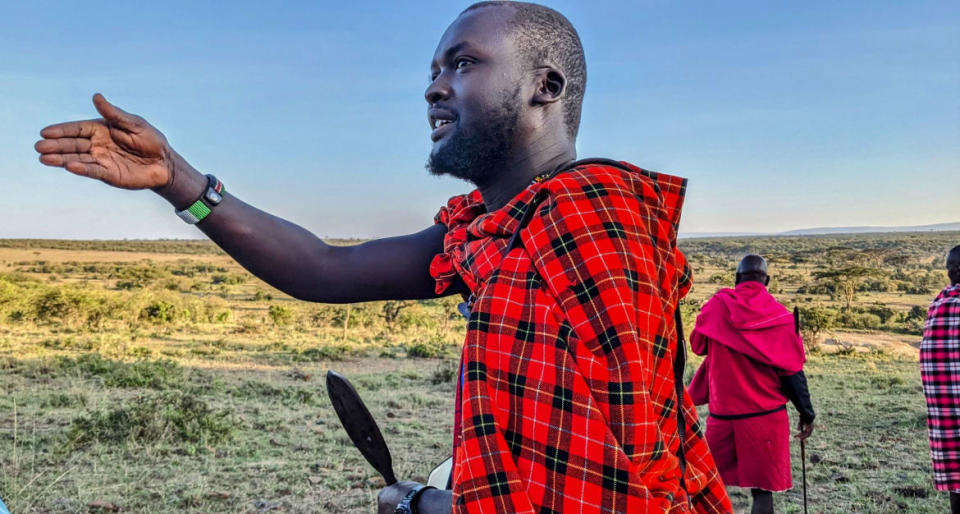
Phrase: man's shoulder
[
  {"left": 930, "top": 285, "right": 960, "bottom": 314},
  {"left": 543, "top": 160, "right": 637, "bottom": 196},
  {"left": 538, "top": 159, "right": 688, "bottom": 234}
]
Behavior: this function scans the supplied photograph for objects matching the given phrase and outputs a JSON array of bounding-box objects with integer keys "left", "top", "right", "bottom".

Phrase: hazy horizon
[{"left": 2, "top": 0, "right": 957, "bottom": 239}]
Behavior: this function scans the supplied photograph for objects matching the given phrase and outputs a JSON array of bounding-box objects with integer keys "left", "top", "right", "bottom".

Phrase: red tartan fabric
[
  {"left": 920, "top": 283, "right": 960, "bottom": 491},
  {"left": 430, "top": 162, "right": 731, "bottom": 513}
]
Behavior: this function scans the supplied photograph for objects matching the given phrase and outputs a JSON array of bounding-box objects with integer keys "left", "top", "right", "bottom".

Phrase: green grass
[
  {"left": 0, "top": 349, "right": 948, "bottom": 513},
  {"left": 728, "top": 351, "right": 946, "bottom": 512}
]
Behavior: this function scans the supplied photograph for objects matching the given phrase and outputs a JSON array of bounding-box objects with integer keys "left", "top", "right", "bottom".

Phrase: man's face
[{"left": 425, "top": 7, "right": 527, "bottom": 186}]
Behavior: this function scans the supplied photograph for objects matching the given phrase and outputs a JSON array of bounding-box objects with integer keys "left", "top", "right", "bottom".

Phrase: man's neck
[{"left": 477, "top": 141, "right": 576, "bottom": 212}]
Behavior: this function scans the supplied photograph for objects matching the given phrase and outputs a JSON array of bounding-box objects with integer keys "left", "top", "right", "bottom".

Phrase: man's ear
[{"left": 532, "top": 68, "right": 566, "bottom": 105}]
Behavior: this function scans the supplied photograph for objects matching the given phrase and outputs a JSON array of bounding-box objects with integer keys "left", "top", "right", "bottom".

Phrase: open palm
[{"left": 35, "top": 94, "right": 173, "bottom": 190}]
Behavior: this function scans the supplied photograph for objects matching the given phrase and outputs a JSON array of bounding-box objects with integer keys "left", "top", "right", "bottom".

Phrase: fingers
[
  {"left": 92, "top": 93, "right": 139, "bottom": 131},
  {"left": 39, "top": 152, "right": 97, "bottom": 167},
  {"left": 35, "top": 138, "right": 92, "bottom": 155},
  {"left": 38, "top": 151, "right": 112, "bottom": 184},
  {"left": 64, "top": 160, "right": 108, "bottom": 181},
  {"left": 39, "top": 120, "right": 103, "bottom": 139}
]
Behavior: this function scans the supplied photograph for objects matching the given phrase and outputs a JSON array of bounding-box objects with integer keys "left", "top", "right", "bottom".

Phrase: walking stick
[
  {"left": 794, "top": 306, "right": 808, "bottom": 514},
  {"left": 801, "top": 437, "right": 808, "bottom": 514}
]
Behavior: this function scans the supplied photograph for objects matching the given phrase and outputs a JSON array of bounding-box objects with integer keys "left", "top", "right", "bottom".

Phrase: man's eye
[{"left": 455, "top": 59, "right": 471, "bottom": 70}]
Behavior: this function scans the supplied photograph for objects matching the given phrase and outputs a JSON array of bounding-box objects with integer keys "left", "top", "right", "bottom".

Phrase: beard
[{"left": 426, "top": 88, "right": 521, "bottom": 186}]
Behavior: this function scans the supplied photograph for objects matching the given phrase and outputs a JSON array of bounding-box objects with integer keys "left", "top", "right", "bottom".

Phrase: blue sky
[{"left": 1, "top": 0, "right": 956, "bottom": 239}]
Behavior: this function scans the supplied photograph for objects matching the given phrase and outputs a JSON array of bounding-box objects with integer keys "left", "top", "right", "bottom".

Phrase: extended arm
[
  {"left": 157, "top": 154, "right": 447, "bottom": 302},
  {"left": 36, "top": 94, "right": 454, "bottom": 303}
]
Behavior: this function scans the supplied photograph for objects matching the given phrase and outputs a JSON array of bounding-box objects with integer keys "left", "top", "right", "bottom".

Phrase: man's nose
[{"left": 425, "top": 74, "right": 451, "bottom": 104}]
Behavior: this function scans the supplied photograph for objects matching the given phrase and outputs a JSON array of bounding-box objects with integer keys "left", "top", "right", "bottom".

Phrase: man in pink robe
[{"left": 689, "top": 255, "right": 815, "bottom": 514}]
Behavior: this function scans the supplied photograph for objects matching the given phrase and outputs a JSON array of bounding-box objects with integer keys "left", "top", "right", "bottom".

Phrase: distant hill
[
  {"left": 680, "top": 222, "right": 960, "bottom": 239},
  {"left": 781, "top": 222, "right": 960, "bottom": 236}
]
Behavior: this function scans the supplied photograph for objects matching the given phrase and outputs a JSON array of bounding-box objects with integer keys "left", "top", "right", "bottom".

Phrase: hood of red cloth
[{"left": 693, "top": 281, "right": 804, "bottom": 373}]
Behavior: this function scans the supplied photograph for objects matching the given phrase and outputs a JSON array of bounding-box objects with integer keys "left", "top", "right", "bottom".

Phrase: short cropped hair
[{"left": 463, "top": 1, "right": 587, "bottom": 138}]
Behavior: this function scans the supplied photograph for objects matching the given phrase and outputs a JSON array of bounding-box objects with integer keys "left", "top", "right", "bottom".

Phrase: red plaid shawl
[
  {"left": 430, "top": 162, "right": 731, "bottom": 513},
  {"left": 921, "top": 283, "right": 960, "bottom": 491}
]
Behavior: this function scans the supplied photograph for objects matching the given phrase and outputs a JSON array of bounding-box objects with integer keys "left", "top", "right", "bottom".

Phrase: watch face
[
  {"left": 205, "top": 189, "right": 223, "bottom": 205},
  {"left": 393, "top": 505, "right": 412, "bottom": 514}
]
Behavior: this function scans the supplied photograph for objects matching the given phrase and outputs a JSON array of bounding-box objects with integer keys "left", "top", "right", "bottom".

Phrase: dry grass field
[{"left": 0, "top": 233, "right": 956, "bottom": 512}]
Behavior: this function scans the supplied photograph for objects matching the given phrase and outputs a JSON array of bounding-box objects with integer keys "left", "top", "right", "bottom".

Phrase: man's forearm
[
  {"left": 153, "top": 152, "right": 445, "bottom": 303},
  {"left": 780, "top": 371, "right": 815, "bottom": 424}
]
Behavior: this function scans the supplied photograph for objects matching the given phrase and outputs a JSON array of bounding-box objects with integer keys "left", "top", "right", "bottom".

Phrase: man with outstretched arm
[
  {"left": 36, "top": 2, "right": 731, "bottom": 512},
  {"left": 920, "top": 245, "right": 960, "bottom": 514},
  {"left": 688, "top": 255, "right": 814, "bottom": 514}
]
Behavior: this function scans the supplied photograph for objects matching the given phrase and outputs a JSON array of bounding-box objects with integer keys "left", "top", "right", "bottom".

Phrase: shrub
[
  {"left": 907, "top": 305, "right": 927, "bottom": 322},
  {"left": 33, "top": 288, "right": 86, "bottom": 326},
  {"left": 141, "top": 300, "right": 178, "bottom": 324},
  {"left": 853, "top": 313, "right": 882, "bottom": 330},
  {"left": 867, "top": 304, "right": 896, "bottom": 325},
  {"left": 211, "top": 273, "right": 245, "bottom": 285},
  {"left": 57, "top": 354, "right": 183, "bottom": 389},
  {"left": 296, "top": 345, "right": 347, "bottom": 362},
  {"left": 407, "top": 336, "right": 447, "bottom": 358},
  {"left": 232, "top": 381, "right": 316, "bottom": 406},
  {"left": 430, "top": 360, "right": 457, "bottom": 385},
  {"left": 708, "top": 273, "right": 732, "bottom": 285},
  {"left": 798, "top": 305, "right": 836, "bottom": 351},
  {"left": 268, "top": 304, "right": 293, "bottom": 326},
  {"left": 68, "top": 390, "right": 233, "bottom": 447}
]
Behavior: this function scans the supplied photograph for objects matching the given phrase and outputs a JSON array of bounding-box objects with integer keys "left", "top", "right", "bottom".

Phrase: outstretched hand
[{"left": 35, "top": 94, "right": 174, "bottom": 190}]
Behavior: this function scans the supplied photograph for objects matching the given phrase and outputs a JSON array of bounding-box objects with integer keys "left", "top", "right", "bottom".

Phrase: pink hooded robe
[
  {"left": 689, "top": 282, "right": 804, "bottom": 413},
  {"left": 688, "top": 281, "right": 806, "bottom": 491}
]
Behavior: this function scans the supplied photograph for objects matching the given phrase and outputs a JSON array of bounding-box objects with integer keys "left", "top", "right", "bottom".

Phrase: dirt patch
[{"left": 820, "top": 331, "right": 920, "bottom": 358}]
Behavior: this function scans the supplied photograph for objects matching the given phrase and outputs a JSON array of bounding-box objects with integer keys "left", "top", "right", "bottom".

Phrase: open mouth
[
  {"left": 431, "top": 118, "right": 453, "bottom": 130},
  {"left": 429, "top": 109, "right": 457, "bottom": 142}
]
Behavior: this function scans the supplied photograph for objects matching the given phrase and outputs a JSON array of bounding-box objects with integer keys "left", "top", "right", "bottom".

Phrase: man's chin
[{"left": 426, "top": 157, "right": 465, "bottom": 180}]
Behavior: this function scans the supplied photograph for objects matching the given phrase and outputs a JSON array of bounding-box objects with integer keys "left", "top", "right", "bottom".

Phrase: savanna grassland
[{"left": 0, "top": 232, "right": 957, "bottom": 513}]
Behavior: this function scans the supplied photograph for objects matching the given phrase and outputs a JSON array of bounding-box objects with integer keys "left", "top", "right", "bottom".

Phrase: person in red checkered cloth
[
  {"left": 35, "top": 1, "right": 730, "bottom": 512},
  {"left": 921, "top": 245, "right": 960, "bottom": 514}
]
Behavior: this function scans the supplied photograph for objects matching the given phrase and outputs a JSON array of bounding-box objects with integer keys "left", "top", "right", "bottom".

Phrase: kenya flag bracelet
[{"left": 176, "top": 175, "right": 225, "bottom": 224}]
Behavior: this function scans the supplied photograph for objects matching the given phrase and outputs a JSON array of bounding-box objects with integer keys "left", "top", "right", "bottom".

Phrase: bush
[
  {"left": 407, "top": 336, "right": 447, "bottom": 358},
  {"left": 907, "top": 305, "right": 927, "bottom": 322},
  {"left": 268, "top": 304, "right": 293, "bottom": 326},
  {"left": 68, "top": 390, "right": 233, "bottom": 447},
  {"left": 853, "top": 313, "right": 882, "bottom": 330},
  {"left": 708, "top": 273, "right": 732, "bottom": 285},
  {"left": 798, "top": 305, "right": 836, "bottom": 351},
  {"left": 57, "top": 354, "right": 183, "bottom": 389},
  {"left": 867, "top": 304, "right": 896, "bottom": 325},
  {"left": 211, "top": 273, "right": 245, "bottom": 285},
  {"left": 295, "top": 344, "right": 347, "bottom": 362},
  {"left": 430, "top": 360, "right": 457, "bottom": 385},
  {"left": 141, "top": 300, "right": 178, "bottom": 324},
  {"left": 232, "top": 380, "right": 316, "bottom": 406}
]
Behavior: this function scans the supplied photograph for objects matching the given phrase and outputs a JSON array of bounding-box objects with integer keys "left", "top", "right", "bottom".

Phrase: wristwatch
[
  {"left": 394, "top": 485, "right": 435, "bottom": 514},
  {"left": 176, "top": 174, "right": 225, "bottom": 224}
]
